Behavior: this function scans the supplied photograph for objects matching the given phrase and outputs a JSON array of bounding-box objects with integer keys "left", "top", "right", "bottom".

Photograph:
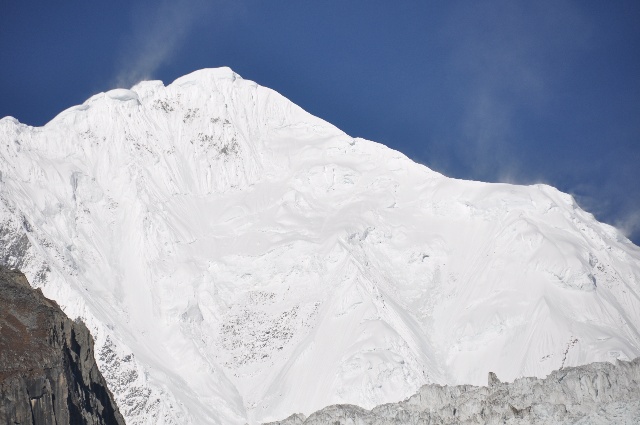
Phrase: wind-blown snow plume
[
  {"left": 616, "top": 210, "right": 640, "bottom": 241},
  {"left": 115, "top": 0, "right": 214, "bottom": 88}
]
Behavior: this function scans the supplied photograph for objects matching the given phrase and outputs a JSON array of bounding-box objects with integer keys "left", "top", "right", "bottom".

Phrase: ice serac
[
  {"left": 0, "top": 67, "right": 640, "bottom": 424},
  {"left": 0, "top": 267, "right": 125, "bottom": 425},
  {"left": 266, "top": 358, "right": 640, "bottom": 424}
]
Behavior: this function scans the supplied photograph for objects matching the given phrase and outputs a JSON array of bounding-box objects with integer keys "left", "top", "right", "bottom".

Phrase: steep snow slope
[{"left": 1, "top": 67, "right": 639, "bottom": 424}]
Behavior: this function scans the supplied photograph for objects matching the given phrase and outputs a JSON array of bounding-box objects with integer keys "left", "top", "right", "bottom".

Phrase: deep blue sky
[{"left": 2, "top": 1, "right": 639, "bottom": 244}]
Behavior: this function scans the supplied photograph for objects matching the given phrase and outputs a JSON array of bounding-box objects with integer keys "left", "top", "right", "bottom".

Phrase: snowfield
[{"left": 1, "top": 67, "right": 639, "bottom": 424}]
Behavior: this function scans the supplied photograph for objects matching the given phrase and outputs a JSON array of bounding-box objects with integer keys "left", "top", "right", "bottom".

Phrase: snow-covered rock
[{"left": 1, "top": 67, "right": 639, "bottom": 424}]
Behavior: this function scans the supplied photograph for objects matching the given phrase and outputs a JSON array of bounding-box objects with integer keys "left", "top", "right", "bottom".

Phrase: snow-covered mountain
[{"left": 1, "top": 67, "right": 639, "bottom": 424}]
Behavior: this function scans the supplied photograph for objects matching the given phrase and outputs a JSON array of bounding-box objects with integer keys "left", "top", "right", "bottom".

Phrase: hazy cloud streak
[{"left": 438, "top": 0, "right": 590, "bottom": 182}]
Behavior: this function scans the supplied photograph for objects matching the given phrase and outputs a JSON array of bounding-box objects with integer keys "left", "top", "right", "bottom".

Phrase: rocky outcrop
[
  {"left": 0, "top": 267, "right": 125, "bottom": 425},
  {"left": 266, "top": 357, "right": 640, "bottom": 424},
  {"left": 263, "top": 413, "right": 307, "bottom": 425}
]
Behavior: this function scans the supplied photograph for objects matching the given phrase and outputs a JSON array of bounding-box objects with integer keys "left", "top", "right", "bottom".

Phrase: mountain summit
[{"left": 1, "top": 68, "right": 639, "bottom": 424}]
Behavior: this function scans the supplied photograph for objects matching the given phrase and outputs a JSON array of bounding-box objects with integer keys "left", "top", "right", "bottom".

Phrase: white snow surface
[{"left": 1, "top": 67, "right": 640, "bottom": 424}]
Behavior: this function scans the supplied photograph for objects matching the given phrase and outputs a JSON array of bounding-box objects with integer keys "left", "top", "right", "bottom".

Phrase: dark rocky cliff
[{"left": 0, "top": 267, "right": 125, "bottom": 425}]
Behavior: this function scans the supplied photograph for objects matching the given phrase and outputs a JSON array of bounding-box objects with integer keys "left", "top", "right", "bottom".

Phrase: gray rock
[
  {"left": 268, "top": 357, "right": 640, "bottom": 424},
  {"left": 488, "top": 371, "right": 501, "bottom": 387},
  {"left": 263, "top": 412, "right": 307, "bottom": 425},
  {"left": 0, "top": 267, "right": 125, "bottom": 425}
]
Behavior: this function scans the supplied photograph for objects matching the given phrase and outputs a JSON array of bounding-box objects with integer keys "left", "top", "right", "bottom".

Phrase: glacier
[
  {"left": 0, "top": 67, "right": 639, "bottom": 424},
  {"left": 264, "top": 357, "right": 640, "bottom": 424}
]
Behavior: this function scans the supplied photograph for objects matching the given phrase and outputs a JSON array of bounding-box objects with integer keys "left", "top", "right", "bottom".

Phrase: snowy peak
[
  {"left": 0, "top": 68, "right": 639, "bottom": 425},
  {"left": 171, "top": 66, "right": 242, "bottom": 85}
]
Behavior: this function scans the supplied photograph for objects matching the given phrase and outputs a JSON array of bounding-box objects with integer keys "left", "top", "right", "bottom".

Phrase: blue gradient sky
[{"left": 2, "top": 1, "right": 639, "bottom": 243}]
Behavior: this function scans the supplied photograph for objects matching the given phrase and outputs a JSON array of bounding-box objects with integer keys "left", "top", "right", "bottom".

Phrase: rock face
[
  {"left": 267, "top": 357, "right": 640, "bottom": 424},
  {"left": 0, "top": 267, "right": 125, "bottom": 425}
]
